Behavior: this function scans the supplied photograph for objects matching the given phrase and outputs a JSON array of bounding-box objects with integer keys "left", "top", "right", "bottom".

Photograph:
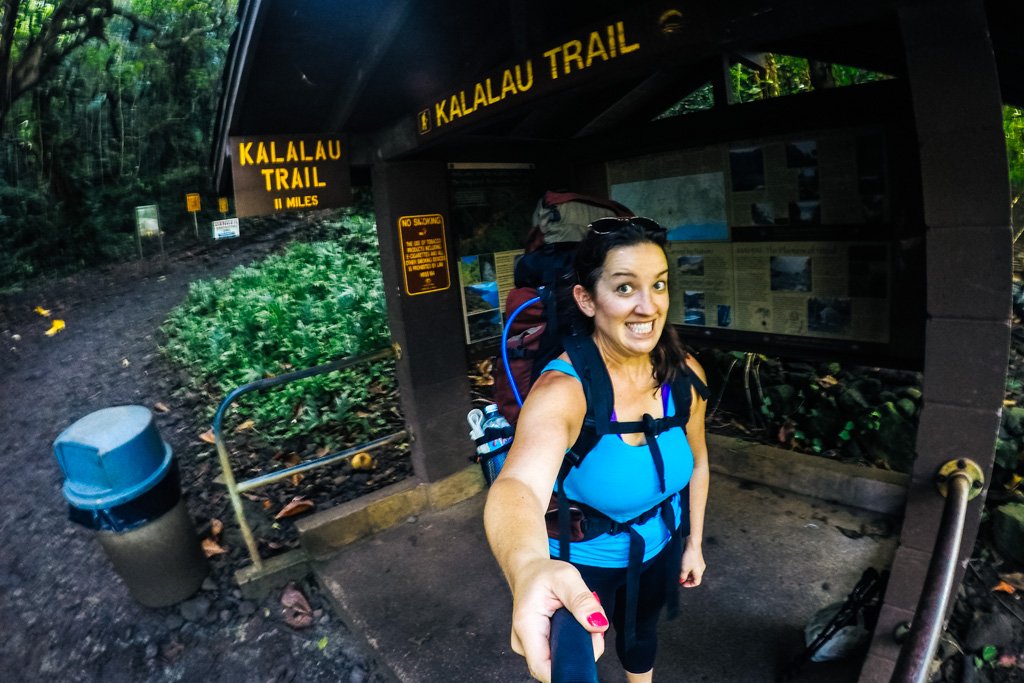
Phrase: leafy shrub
[
  {"left": 161, "top": 219, "right": 396, "bottom": 444},
  {"left": 702, "top": 349, "right": 922, "bottom": 472}
]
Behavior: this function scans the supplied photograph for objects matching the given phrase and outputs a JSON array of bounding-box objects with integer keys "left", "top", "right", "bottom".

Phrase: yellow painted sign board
[
  {"left": 229, "top": 134, "right": 352, "bottom": 218},
  {"left": 186, "top": 193, "right": 201, "bottom": 212},
  {"left": 398, "top": 214, "right": 450, "bottom": 295}
]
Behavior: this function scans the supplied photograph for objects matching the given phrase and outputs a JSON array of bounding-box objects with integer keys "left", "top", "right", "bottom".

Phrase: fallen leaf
[
  {"left": 201, "top": 538, "right": 227, "bottom": 557},
  {"left": 121, "top": 357, "right": 130, "bottom": 368},
  {"left": 210, "top": 518, "right": 223, "bottom": 537},
  {"left": 153, "top": 401, "right": 171, "bottom": 413},
  {"left": 44, "top": 320, "right": 65, "bottom": 336},
  {"left": 998, "top": 572, "right": 1024, "bottom": 591},
  {"left": 275, "top": 496, "right": 314, "bottom": 519},
  {"left": 234, "top": 419, "right": 255, "bottom": 432},
  {"left": 818, "top": 375, "right": 839, "bottom": 388},
  {"left": 262, "top": 499, "right": 272, "bottom": 510},
  {"left": 315, "top": 446, "right": 330, "bottom": 458},
  {"left": 273, "top": 452, "right": 301, "bottom": 467},
  {"left": 280, "top": 583, "right": 313, "bottom": 629},
  {"left": 351, "top": 452, "right": 375, "bottom": 471},
  {"left": 317, "top": 636, "right": 329, "bottom": 650},
  {"left": 34, "top": 306, "right": 51, "bottom": 317},
  {"left": 290, "top": 473, "right": 304, "bottom": 486},
  {"left": 993, "top": 580, "right": 1016, "bottom": 594},
  {"left": 199, "top": 429, "right": 216, "bottom": 444}
]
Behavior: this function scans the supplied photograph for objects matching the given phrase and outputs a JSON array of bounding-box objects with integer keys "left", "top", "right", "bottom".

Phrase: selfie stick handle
[{"left": 550, "top": 608, "right": 599, "bottom": 683}]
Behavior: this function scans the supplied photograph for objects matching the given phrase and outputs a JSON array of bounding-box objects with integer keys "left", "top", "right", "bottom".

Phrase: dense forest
[
  {"left": 0, "top": 0, "right": 235, "bottom": 287},
  {"left": 1, "top": 1, "right": 1022, "bottom": 292}
]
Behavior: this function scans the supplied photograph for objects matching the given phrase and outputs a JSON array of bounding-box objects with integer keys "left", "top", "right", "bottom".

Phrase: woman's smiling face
[{"left": 575, "top": 241, "right": 670, "bottom": 359}]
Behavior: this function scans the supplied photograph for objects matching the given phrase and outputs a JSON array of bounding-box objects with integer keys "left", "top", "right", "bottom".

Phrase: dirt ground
[{"left": 0, "top": 227, "right": 393, "bottom": 683}]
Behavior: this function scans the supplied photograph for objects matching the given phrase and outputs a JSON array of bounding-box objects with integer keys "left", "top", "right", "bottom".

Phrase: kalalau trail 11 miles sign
[{"left": 229, "top": 134, "right": 352, "bottom": 217}]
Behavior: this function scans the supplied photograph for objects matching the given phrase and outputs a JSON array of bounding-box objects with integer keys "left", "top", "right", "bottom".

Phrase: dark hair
[{"left": 573, "top": 218, "right": 689, "bottom": 387}]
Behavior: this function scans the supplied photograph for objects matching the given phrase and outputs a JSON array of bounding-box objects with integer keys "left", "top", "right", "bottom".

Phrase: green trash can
[{"left": 54, "top": 405, "right": 208, "bottom": 607}]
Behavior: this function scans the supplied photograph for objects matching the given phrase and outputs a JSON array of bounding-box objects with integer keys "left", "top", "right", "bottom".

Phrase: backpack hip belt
[{"left": 550, "top": 485, "right": 691, "bottom": 649}]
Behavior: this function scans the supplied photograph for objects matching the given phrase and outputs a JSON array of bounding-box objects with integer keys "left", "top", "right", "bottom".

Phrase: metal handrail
[
  {"left": 212, "top": 344, "right": 404, "bottom": 571},
  {"left": 890, "top": 459, "right": 984, "bottom": 682}
]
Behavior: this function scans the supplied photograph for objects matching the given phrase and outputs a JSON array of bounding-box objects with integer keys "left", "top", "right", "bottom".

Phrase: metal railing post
[
  {"left": 890, "top": 459, "right": 984, "bottom": 683},
  {"left": 211, "top": 344, "right": 403, "bottom": 571}
]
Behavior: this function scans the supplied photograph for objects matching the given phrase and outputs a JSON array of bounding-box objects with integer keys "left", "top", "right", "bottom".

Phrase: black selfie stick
[{"left": 550, "top": 608, "right": 599, "bottom": 683}]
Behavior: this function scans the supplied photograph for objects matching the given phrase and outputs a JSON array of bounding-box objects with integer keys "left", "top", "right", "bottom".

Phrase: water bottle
[{"left": 468, "top": 404, "right": 512, "bottom": 485}]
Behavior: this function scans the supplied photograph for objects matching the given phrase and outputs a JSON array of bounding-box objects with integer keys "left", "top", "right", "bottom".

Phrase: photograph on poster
[
  {"left": 467, "top": 309, "right": 503, "bottom": 343},
  {"left": 729, "top": 146, "right": 765, "bottom": 191},
  {"left": 684, "top": 291, "right": 706, "bottom": 325},
  {"left": 676, "top": 255, "right": 705, "bottom": 276},
  {"left": 459, "top": 254, "right": 500, "bottom": 314},
  {"left": 751, "top": 202, "right": 775, "bottom": 226},
  {"left": 611, "top": 173, "right": 728, "bottom": 241},
  {"left": 788, "top": 200, "right": 821, "bottom": 225},
  {"left": 717, "top": 304, "right": 732, "bottom": 327},
  {"left": 808, "top": 297, "right": 852, "bottom": 334},
  {"left": 786, "top": 140, "right": 818, "bottom": 167},
  {"left": 770, "top": 255, "right": 812, "bottom": 292},
  {"left": 798, "top": 167, "right": 819, "bottom": 200}
]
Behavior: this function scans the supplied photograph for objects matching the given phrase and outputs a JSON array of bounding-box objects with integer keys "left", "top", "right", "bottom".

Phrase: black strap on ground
[{"left": 776, "top": 567, "right": 889, "bottom": 681}]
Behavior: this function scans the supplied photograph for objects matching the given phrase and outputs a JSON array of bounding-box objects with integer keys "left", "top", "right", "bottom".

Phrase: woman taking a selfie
[{"left": 485, "top": 216, "right": 710, "bottom": 683}]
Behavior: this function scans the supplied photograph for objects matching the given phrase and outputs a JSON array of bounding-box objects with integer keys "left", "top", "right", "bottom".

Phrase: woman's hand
[
  {"left": 510, "top": 557, "right": 607, "bottom": 682},
  {"left": 679, "top": 540, "right": 705, "bottom": 588}
]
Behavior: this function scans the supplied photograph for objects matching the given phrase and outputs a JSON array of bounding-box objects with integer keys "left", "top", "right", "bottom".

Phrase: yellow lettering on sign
[
  {"left": 562, "top": 40, "right": 584, "bottom": 75},
  {"left": 425, "top": 21, "right": 636, "bottom": 130},
  {"left": 617, "top": 21, "right": 640, "bottom": 54},
  {"left": 585, "top": 31, "right": 609, "bottom": 67},
  {"left": 542, "top": 46, "right": 561, "bottom": 80},
  {"left": 516, "top": 62, "right": 534, "bottom": 91},
  {"left": 239, "top": 139, "right": 341, "bottom": 167},
  {"left": 239, "top": 142, "right": 255, "bottom": 166}
]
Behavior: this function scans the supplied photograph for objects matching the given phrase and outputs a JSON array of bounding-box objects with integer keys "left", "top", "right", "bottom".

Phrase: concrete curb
[
  {"left": 295, "top": 465, "right": 485, "bottom": 561},
  {"left": 707, "top": 433, "right": 909, "bottom": 516}
]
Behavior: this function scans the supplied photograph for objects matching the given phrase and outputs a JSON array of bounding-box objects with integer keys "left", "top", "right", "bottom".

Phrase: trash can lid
[{"left": 53, "top": 405, "right": 173, "bottom": 509}]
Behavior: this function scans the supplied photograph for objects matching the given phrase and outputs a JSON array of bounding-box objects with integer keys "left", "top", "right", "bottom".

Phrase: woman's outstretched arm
[{"left": 484, "top": 370, "right": 607, "bottom": 682}]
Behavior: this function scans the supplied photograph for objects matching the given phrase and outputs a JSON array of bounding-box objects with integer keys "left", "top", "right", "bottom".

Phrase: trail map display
[
  {"left": 666, "top": 241, "right": 890, "bottom": 342},
  {"left": 609, "top": 125, "right": 894, "bottom": 346}
]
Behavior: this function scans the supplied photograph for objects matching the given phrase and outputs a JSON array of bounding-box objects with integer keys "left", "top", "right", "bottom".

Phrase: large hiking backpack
[{"left": 493, "top": 191, "right": 632, "bottom": 425}]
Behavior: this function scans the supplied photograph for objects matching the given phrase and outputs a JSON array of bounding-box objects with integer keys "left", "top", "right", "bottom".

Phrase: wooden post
[{"left": 372, "top": 161, "right": 475, "bottom": 483}]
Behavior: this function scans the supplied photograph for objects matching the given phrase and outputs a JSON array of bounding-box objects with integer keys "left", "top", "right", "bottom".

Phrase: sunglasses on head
[{"left": 588, "top": 216, "right": 666, "bottom": 236}]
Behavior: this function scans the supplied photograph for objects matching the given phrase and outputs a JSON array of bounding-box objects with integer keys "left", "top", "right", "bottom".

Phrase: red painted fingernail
[
  {"left": 587, "top": 612, "right": 608, "bottom": 628},
  {"left": 592, "top": 591, "right": 601, "bottom": 604}
]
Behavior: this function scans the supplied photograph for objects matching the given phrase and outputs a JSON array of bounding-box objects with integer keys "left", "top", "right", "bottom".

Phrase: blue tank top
[{"left": 542, "top": 358, "right": 694, "bottom": 568}]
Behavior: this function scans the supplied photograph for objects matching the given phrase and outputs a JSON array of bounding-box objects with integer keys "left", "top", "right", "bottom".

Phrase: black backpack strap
[{"left": 561, "top": 335, "right": 614, "bottom": 463}]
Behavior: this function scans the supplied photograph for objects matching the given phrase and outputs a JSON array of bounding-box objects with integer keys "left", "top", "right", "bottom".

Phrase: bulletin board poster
[
  {"left": 666, "top": 240, "right": 890, "bottom": 343},
  {"left": 457, "top": 249, "right": 523, "bottom": 344}
]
